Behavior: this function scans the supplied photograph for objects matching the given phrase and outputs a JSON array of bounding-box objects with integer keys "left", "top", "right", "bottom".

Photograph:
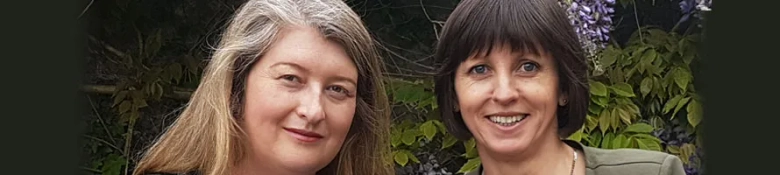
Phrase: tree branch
[{"left": 81, "top": 84, "right": 193, "bottom": 100}]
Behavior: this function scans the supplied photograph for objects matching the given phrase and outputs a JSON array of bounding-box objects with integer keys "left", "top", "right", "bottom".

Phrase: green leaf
[
  {"left": 592, "top": 96, "right": 609, "bottom": 107},
  {"left": 118, "top": 100, "right": 131, "bottom": 114},
  {"left": 457, "top": 158, "right": 482, "bottom": 174},
  {"left": 616, "top": 105, "right": 632, "bottom": 125},
  {"left": 586, "top": 114, "right": 599, "bottom": 132},
  {"left": 170, "top": 63, "right": 183, "bottom": 83},
  {"left": 465, "top": 138, "right": 476, "bottom": 154},
  {"left": 667, "top": 145, "right": 681, "bottom": 154},
  {"left": 101, "top": 154, "right": 126, "bottom": 175},
  {"left": 590, "top": 81, "right": 608, "bottom": 97},
  {"left": 599, "top": 109, "right": 611, "bottom": 133},
  {"left": 623, "top": 123, "right": 654, "bottom": 133},
  {"left": 401, "top": 129, "right": 419, "bottom": 146},
  {"left": 640, "top": 77, "right": 653, "bottom": 98},
  {"left": 112, "top": 91, "right": 128, "bottom": 107},
  {"left": 588, "top": 104, "right": 603, "bottom": 115},
  {"left": 393, "top": 150, "right": 409, "bottom": 167},
  {"left": 391, "top": 130, "right": 402, "bottom": 147},
  {"left": 680, "top": 143, "right": 696, "bottom": 165},
  {"left": 432, "top": 120, "right": 447, "bottom": 133},
  {"left": 610, "top": 82, "right": 636, "bottom": 97},
  {"left": 405, "top": 150, "right": 420, "bottom": 163},
  {"left": 673, "top": 67, "right": 691, "bottom": 92},
  {"left": 663, "top": 95, "right": 684, "bottom": 114},
  {"left": 441, "top": 134, "right": 458, "bottom": 149},
  {"left": 610, "top": 107, "right": 621, "bottom": 131},
  {"left": 687, "top": 99, "right": 703, "bottom": 128},
  {"left": 612, "top": 134, "right": 627, "bottom": 149},
  {"left": 673, "top": 97, "right": 692, "bottom": 118},
  {"left": 599, "top": 46, "right": 620, "bottom": 68},
  {"left": 601, "top": 132, "right": 615, "bottom": 149},
  {"left": 589, "top": 131, "right": 603, "bottom": 147},
  {"left": 567, "top": 127, "right": 584, "bottom": 142},
  {"left": 631, "top": 133, "right": 663, "bottom": 143},
  {"left": 420, "top": 121, "right": 437, "bottom": 141}
]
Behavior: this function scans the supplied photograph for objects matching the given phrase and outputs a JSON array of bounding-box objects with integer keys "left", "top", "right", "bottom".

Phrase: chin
[
  {"left": 484, "top": 137, "right": 533, "bottom": 155},
  {"left": 276, "top": 156, "right": 330, "bottom": 173}
]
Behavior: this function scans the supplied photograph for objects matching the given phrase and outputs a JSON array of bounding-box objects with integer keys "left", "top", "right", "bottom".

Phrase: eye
[
  {"left": 326, "top": 85, "right": 352, "bottom": 100},
  {"left": 280, "top": 74, "right": 301, "bottom": 83},
  {"left": 469, "top": 65, "right": 489, "bottom": 74},
  {"left": 327, "top": 85, "right": 349, "bottom": 94},
  {"left": 520, "top": 62, "right": 539, "bottom": 72}
]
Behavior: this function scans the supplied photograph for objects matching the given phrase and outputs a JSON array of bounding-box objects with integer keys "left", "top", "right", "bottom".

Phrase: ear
[
  {"left": 452, "top": 96, "right": 460, "bottom": 112},
  {"left": 558, "top": 91, "right": 568, "bottom": 106}
]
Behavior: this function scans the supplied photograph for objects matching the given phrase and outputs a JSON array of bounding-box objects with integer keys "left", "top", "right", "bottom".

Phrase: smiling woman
[
  {"left": 432, "top": 0, "right": 686, "bottom": 175},
  {"left": 130, "top": 0, "right": 392, "bottom": 175}
]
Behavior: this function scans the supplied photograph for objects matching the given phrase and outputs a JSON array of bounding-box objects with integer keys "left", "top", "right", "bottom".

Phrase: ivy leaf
[
  {"left": 390, "top": 130, "right": 402, "bottom": 147},
  {"left": 463, "top": 138, "right": 478, "bottom": 158},
  {"left": 623, "top": 123, "right": 654, "bottom": 133},
  {"left": 420, "top": 121, "right": 437, "bottom": 141},
  {"left": 457, "top": 158, "right": 482, "bottom": 174},
  {"left": 610, "top": 82, "right": 636, "bottom": 97},
  {"left": 393, "top": 150, "right": 409, "bottom": 167},
  {"left": 599, "top": 109, "right": 611, "bottom": 134},
  {"left": 432, "top": 120, "right": 447, "bottom": 134},
  {"left": 673, "top": 67, "right": 691, "bottom": 92},
  {"left": 687, "top": 99, "right": 703, "bottom": 128},
  {"left": 113, "top": 91, "right": 128, "bottom": 107},
  {"left": 590, "top": 81, "right": 608, "bottom": 97},
  {"left": 441, "top": 134, "right": 458, "bottom": 149}
]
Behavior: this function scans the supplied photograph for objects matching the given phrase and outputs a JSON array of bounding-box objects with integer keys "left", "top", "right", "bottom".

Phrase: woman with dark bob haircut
[{"left": 432, "top": 0, "right": 686, "bottom": 174}]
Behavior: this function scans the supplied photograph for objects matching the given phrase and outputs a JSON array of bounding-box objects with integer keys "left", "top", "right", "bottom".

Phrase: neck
[
  {"left": 479, "top": 132, "right": 575, "bottom": 175},
  {"left": 233, "top": 156, "right": 316, "bottom": 175}
]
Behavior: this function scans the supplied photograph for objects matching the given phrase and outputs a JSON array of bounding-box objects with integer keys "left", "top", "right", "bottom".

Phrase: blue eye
[
  {"left": 470, "top": 65, "right": 488, "bottom": 74},
  {"left": 521, "top": 63, "right": 538, "bottom": 72}
]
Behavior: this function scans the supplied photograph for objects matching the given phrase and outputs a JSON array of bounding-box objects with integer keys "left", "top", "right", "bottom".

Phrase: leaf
[
  {"left": 464, "top": 138, "right": 476, "bottom": 155},
  {"left": 420, "top": 121, "right": 437, "bottom": 141},
  {"left": 586, "top": 114, "right": 599, "bottom": 132},
  {"left": 441, "top": 134, "right": 458, "bottom": 149},
  {"left": 667, "top": 145, "right": 681, "bottom": 154},
  {"left": 610, "top": 107, "right": 621, "bottom": 131},
  {"left": 170, "top": 63, "right": 183, "bottom": 83},
  {"left": 592, "top": 96, "right": 609, "bottom": 107},
  {"left": 588, "top": 104, "right": 603, "bottom": 115},
  {"left": 631, "top": 133, "right": 663, "bottom": 143},
  {"left": 405, "top": 150, "right": 420, "bottom": 163},
  {"left": 663, "top": 95, "right": 683, "bottom": 114},
  {"left": 590, "top": 81, "right": 608, "bottom": 97},
  {"left": 589, "top": 131, "right": 603, "bottom": 147},
  {"left": 599, "top": 46, "right": 620, "bottom": 68},
  {"left": 567, "top": 127, "right": 584, "bottom": 142},
  {"left": 601, "top": 132, "right": 615, "bottom": 149},
  {"left": 118, "top": 100, "right": 131, "bottom": 114},
  {"left": 612, "top": 134, "right": 627, "bottom": 149},
  {"left": 616, "top": 105, "right": 632, "bottom": 125},
  {"left": 599, "top": 109, "right": 611, "bottom": 133},
  {"left": 432, "top": 120, "right": 448, "bottom": 134},
  {"left": 457, "top": 158, "right": 482, "bottom": 174},
  {"left": 391, "top": 130, "right": 402, "bottom": 147},
  {"left": 610, "top": 82, "right": 636, "bottom": 97},
  {"left": 673, "top": 97, "right": 691, "bottom": 118},
  {"left": 401, "top": 129, "right": 419, "bottom": 146},
  {"left": 623, "top": 123, "right": 654, "bottom": 133},
  {"left": 673, "top": 67, "right": 691, "bottom": 92},
  {"left": 112, "top": 91, "right": 128, "bottom": 107},
  {"left": 393, "top": 150, "right": 409, "bottom": 166},
  {"left": 680, "top": 143, "right": 696, "bottom": 165},
  {"left": 687, "top": 99, "right": 703, "bottom": 128},
  {"left": 640, "top": 77, "right": 653, "bottom": 98}
]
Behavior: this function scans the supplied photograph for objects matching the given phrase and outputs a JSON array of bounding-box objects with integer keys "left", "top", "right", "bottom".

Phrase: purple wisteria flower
[
  {"left": 559, "top": 0, "right": 616, "bottom": 74},
  {"left": 678, "top": 0, "right": 712, "bottom": 27}
]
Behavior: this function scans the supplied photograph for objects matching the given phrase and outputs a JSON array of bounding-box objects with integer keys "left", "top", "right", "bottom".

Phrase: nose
[
  {"left": 296, "top": 88, "right": 326, "bottom": 123},
  {"left": 491, "top": 73, "right": 519, "bottom": 105}
]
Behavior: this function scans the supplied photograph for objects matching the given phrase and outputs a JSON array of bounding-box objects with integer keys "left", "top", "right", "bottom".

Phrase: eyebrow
[{"left": 270, "top": 62, "right": 357, "bottom": 87}]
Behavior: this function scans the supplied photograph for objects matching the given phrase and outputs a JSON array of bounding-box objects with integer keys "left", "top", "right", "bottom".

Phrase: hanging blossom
[
  {"left": 678, "top": 0, "right": 712, "bottom": 28},
  {"left": 558, "top": 0, "right": 616, "bottom": 74}
]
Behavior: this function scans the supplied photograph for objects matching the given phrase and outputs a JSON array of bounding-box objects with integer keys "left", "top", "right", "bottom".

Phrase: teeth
[{"left": 488, "top": 115, "right": 526, "bottom": 126}]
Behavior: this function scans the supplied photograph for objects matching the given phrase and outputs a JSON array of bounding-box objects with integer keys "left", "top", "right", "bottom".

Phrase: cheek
[{"left": 326, "top": 101, "right": 357, "bottom": 137}]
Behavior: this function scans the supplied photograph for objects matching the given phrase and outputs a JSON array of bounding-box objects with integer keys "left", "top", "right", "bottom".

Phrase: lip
[
  {"left": 484, "top": 112, "right": 529, "bottom": 133},
  {"left": 283, "top": 128, "right": 324, "bottom": 143}
]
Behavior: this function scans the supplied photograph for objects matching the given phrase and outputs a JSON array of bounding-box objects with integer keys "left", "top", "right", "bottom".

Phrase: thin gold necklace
[{"left": 480, "top": 148, "right": 577, "bottom": 175}]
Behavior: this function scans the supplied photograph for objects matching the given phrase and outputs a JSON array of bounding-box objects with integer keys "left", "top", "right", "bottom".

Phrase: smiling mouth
[
  {"left": 283, "top": 128, "right": 324, "bottom": 143},
  {"left": 487, "top": 114, "right": 528, "bottom": 126}
]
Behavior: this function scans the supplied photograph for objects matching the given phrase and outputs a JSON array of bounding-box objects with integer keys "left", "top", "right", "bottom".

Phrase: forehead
[{"left": 259, "top": 26, "right": 358, "bottom": 78}]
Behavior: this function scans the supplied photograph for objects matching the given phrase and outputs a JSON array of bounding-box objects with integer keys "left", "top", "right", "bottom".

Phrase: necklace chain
[{"left": 480, "top": 147, "right": 578, "bottom": 175}]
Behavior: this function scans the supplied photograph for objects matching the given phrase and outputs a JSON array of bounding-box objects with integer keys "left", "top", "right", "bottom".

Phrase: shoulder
[{"left": 582, "top": 146, "right": 686, "bottom": 175}]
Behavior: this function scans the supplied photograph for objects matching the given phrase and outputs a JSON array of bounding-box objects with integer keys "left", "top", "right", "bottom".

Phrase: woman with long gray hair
[{"left": 132, "top": 0, "right": 393, "bottom": 174}]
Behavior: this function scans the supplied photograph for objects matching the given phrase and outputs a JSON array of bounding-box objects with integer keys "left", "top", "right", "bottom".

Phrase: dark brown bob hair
[{"left": 433, "top": 0, "right": 590, "bottom": 140}]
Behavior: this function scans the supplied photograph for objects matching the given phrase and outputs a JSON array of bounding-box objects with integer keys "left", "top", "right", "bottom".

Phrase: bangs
[{"left": 437, "top": 0, "right": 571, "bottom": 63}]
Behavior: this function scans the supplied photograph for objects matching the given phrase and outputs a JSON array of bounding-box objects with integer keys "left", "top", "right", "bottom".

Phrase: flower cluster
[
  {"left": 559, "top": 0, "right": 617, "bottom": 74},
  {"left": 652, "top": 119, "right": 705, "bottom": 175},
  {"left": 678, "top": 0, "right": 713, "bottom": 27}
]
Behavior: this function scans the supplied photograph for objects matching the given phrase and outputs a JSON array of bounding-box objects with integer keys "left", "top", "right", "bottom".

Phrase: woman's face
[
  {"left": 240, "top": 26, "right": 358, "bottom": 174},
  {"left": 454, "top": 44, "right": 563, "bottom": 156}
]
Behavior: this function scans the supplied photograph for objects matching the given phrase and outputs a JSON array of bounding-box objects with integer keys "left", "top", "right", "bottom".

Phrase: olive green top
[{"left": 464, "top": 140, "right": 687, "bottom": 175}]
